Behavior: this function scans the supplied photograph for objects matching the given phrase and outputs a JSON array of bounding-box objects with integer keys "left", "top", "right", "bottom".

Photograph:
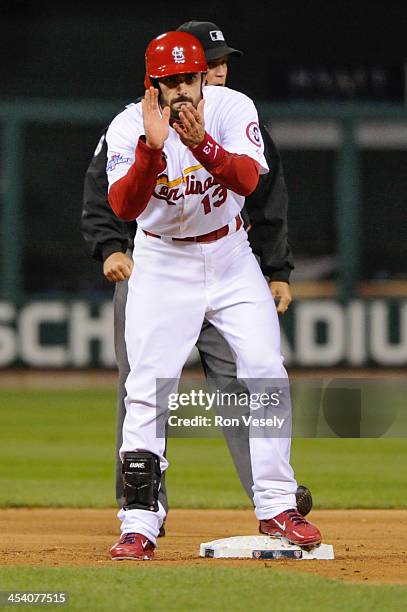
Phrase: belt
[{"left": 143, "top": 214, "right": 242, "bottom": 243}]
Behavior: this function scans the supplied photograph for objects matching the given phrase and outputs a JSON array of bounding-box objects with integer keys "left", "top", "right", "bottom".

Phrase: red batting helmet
[{"left": 144, "top": 31, "right": 207, "bottom": 88}]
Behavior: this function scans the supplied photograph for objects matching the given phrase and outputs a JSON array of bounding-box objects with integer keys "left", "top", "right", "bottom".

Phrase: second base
[{"left": 200, "top": 535, "right": 334, "bottom": 560}]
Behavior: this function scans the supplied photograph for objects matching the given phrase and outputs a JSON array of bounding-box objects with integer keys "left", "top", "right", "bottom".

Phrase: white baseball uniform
[{"left": 106, "top": 85, "right": 297, "bottom": 545}]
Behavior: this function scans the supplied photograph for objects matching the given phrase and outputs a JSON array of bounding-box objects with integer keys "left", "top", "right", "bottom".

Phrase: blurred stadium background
[{"left": 1, "top": 2, "right": 406, "bottom": 372}]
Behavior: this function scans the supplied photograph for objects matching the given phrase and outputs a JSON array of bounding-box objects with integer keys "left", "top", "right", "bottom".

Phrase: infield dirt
[{"left": 1, "top": 509, "right": 406, "bottom": 584}]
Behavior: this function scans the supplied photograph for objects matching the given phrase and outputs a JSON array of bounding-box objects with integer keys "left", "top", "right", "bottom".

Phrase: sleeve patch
[
  {"left": 246, "top": 122, "right": 262, "bottom": 147},
  {"left": 107, "top": 152, "right": 132, "bottom": 172}
]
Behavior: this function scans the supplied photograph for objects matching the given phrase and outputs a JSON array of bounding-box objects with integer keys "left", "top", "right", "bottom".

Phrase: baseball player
[
  {"left": 105, "top": 31, "right": 321, "bottom": 560},
  {"left": 82, "top": 21, "right": 313, "bottom": 534}
]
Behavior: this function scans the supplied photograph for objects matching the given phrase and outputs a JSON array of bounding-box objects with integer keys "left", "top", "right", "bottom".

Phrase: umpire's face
[
  {"left": 158, "top": 72, "right": 204, "bottom": 121},
  {"left": 205, "top": 56, "right": 229, "bottom": 86}
]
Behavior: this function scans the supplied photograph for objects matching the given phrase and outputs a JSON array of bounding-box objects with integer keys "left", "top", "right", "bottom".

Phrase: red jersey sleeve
[
  {"left": 191, "top": 132, "right": 260, "bottom": 196},
  {"left": 108, "top": 137, "right": 166, "bottom": 221}
]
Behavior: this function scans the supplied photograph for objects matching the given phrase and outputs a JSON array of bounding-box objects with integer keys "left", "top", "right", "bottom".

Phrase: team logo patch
[
  {"left": 106, "top": 153, "right": 132, "bottom": 172},
  {"left": 209, "top": 30, "right": 225, "bottom": 42},
  {"left": 172, "top": 46, "right": 186, "bottom": 63},
  {"left": 246, "top": 122, "right": 262, "bottom": 146}
]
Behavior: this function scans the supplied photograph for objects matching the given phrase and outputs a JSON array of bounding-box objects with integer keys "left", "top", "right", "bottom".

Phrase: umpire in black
[{"left": 81, "top": 20, "right": 312, "bottom": 529}]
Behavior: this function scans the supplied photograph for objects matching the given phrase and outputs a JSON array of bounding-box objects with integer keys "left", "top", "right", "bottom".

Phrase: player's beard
[
  {"left": 169, "top": 96, "right": 194, "bottom": 121},
  {"left": 159, "top": 92, "right": 197, "bottom": 121}
]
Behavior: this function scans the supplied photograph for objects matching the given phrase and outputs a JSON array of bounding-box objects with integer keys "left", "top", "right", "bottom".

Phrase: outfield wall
[{"left": 1, "top": 298, "right": 406, "bottom": 369}]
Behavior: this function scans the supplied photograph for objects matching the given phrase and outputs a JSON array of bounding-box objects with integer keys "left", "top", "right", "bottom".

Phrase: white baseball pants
[{"left": 118, "top": 226, "right": 297, "bottom": 544}]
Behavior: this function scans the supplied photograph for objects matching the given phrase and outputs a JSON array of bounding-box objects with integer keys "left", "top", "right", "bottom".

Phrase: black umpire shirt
[{"left": 81, "top": 107, "right": 294, "bottom": 282}]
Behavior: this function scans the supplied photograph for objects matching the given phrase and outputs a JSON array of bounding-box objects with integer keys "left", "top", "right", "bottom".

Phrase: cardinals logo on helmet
[{"left": 172, "top": 46, "right": 186, "bottom": 64}]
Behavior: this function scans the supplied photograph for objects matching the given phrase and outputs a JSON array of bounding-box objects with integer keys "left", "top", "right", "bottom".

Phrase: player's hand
[
  {"left": 142, "top": 87, "right": 170, "bottom": 149},
  {"left": 270, "top": 281, "right": 292, "bottom": 315},
  {"left": 173, "top": 99, "right": 205, "bottom": 148},
  {"left": 103, "top": 252, "right": 134, "bottom": 282}
]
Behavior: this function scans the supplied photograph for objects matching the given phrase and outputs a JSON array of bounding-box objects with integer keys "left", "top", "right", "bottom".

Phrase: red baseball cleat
[
  {"left": 110, "top": 532, "right": 155, "bottom": 561},
  {"left": 259, "top": 509, "right": 322, "bottom": 547}
]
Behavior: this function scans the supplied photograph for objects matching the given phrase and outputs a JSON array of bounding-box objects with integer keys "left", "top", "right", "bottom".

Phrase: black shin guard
[{"left": 122, "top": 452, "right": 161, "bottom": 512}]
